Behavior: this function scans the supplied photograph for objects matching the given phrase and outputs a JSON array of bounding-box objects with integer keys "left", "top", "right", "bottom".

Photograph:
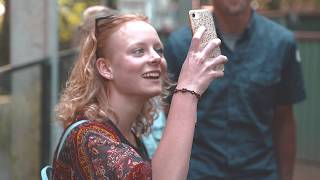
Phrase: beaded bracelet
[{"left": 173, "top": 88, "right": 201, "bottom": 100}]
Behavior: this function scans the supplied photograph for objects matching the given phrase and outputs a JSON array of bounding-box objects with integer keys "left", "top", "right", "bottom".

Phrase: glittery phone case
[{"left": 189, "top": 9, "right": 223, "bottom": 71}]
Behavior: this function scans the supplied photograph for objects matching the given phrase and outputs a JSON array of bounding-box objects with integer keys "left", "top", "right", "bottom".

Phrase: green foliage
[{"left": 58, "top": 0, "right": 100, "bottom": 49}]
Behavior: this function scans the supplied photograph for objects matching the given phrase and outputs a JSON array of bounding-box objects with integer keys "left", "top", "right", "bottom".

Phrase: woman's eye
[
  {"left": 132, "top": 48, "right": 144, "bottom": 56},
  {"left": 155, "top": 47, "right": 164, "bottom": 56}
]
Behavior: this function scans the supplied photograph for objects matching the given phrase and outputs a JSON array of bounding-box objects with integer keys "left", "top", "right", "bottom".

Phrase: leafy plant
[{"left": 58, "top": 0, "right": 100, "bottom": 49}]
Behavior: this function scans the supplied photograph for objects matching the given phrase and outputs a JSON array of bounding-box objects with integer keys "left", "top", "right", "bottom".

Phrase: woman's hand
[{"left": 176, "top": 26, "right": 228, "bottom": 96}]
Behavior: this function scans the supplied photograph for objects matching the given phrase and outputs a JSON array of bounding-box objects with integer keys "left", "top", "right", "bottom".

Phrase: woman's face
[{"left": 104, "top": 20, "right": 166, "bottom": 99}]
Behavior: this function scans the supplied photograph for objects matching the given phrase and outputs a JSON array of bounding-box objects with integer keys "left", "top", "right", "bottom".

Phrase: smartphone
[{"left": 188, "top": 9, "right": 224, "bottom": 71}]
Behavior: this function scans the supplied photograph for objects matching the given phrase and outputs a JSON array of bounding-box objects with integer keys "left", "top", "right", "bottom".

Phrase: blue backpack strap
[
  {"left": 40, "top": 165, "right": 52, "bottom": 180},
  {"left": 40, "top": 120, "right": 88, "bottom": 180},
  {"left": 56, "top": 119, "right": 88, "bottom": 158}
]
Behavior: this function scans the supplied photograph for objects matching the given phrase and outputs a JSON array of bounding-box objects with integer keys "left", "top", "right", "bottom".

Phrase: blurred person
[
  {"left": 164, "top": 0, "right": 306, "bottom": 179},
  {"left": 52, "top": 11, "right": 227, "bottom": 179},
  {"left": 72, "top": 5, "right": 117, "bottom": 47}
]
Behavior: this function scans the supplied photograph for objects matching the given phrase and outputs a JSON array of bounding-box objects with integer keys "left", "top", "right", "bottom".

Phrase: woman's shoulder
[
  {"left": 75, "top": 120, "right": 152, "bottom": 179},
  {"left": 74, "top": 120, "right": 121, "bottom": 144},
  {"left": 52, "top": 120, "right": 121, "bottom": 178}
]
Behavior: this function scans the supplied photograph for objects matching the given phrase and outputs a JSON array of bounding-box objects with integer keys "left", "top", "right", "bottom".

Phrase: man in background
[
  {"left": 164, "top": 0, "right": 306, "bottom": 179},
  {"left": 72, "top": 5, "right": 117, "bottom": 47}
]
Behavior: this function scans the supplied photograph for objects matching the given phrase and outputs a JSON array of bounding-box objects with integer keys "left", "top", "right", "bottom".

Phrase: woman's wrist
[{"left": 173, "top": 88, "right": 201, "bottom": 100}]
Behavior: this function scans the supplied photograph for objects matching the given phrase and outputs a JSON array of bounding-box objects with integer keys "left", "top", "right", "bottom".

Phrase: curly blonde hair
[{"left": 56, "top": 13, "right": 173, "bottom": 137}]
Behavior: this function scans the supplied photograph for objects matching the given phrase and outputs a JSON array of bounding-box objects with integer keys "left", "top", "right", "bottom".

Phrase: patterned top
[{"left": 52, "top": 119, "right": 151, "bottom": 179}]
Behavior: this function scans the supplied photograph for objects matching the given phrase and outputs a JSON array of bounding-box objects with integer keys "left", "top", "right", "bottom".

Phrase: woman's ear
[{"left": 96, "top": 58, "right": 113, "bottom": 80}]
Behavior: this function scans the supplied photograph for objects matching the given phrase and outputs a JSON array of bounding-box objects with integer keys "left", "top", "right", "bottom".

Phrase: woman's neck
[{"left": 106, "top": 89, "right": 145, "bottom": 139}]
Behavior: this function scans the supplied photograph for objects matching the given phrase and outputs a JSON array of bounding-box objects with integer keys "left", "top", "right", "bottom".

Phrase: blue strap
[
  {"left": 40, "top": 120, "right": 88, "bottom": 179},
  {"left": 56, "top": 120, "right": 88, "bottom": 158},
  {"left": 40, "top": 165, "right": 52, "bottom": 180}
]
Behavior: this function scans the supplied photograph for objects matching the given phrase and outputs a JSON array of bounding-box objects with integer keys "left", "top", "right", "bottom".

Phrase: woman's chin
[{"left": 145, "top": 89, "right": 162, "bottom": 98}]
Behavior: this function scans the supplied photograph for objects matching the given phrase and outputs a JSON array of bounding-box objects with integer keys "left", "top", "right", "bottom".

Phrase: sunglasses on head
[{"left": 95, "top": 14, "right": 117, "bottom": 58}]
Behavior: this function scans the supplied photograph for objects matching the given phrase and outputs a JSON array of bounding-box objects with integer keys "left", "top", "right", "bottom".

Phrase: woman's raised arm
[{"left": 152, "top": 26, "right": 228, "bottom": 180}]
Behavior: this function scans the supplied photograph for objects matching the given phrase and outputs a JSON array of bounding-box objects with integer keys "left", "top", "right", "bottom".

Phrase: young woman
[{"left": 52, "top": 12, "right": 226, "bottom": 179}]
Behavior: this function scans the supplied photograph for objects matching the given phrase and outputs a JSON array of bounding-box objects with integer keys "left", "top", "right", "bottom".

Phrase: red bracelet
[{"left": 173, "top": 88, "right": 201, "bottom": 100}]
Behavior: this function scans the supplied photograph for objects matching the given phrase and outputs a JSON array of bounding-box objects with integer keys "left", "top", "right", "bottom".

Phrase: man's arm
[{"left": 272, "top": 105, "right": 296, "bottom": 180}]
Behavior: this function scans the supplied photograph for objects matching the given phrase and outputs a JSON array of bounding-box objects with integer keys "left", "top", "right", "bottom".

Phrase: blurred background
[{"left": 0, "top": 0, "right": 319, "bottom": 179}]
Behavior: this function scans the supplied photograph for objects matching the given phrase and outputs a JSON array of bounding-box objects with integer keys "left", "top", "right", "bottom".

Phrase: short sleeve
[
  {"left": 75, "top": 125, "right": 152, "bottom": 179},
  {"left": 275, "top": 39, "right": 306, "bottom": 105}
]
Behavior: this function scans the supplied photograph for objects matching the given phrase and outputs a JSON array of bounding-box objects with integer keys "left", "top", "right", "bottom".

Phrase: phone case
[{"left": 189, "top": 9, "right": 223, "bottom": 71}]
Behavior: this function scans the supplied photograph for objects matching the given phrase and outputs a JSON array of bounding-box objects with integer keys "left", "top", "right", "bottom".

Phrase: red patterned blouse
[{"left": 52, "top": 119, "right": 152, "bottom": 179}]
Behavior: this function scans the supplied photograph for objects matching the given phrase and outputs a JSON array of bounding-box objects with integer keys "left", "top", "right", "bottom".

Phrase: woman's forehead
[
  {"left": 111, "top": 20, "right": 160, "bottom": 44},
  {"left": 104, "top": 20, "right": 162, "bottom": 56},
  {"left": 118, "top": 20, "right": 156, "bottom": 35}
]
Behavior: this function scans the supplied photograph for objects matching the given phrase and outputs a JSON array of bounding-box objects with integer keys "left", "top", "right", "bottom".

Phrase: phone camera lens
[{"left": 192, "top": 13, "right": 195, "bottom": 18}]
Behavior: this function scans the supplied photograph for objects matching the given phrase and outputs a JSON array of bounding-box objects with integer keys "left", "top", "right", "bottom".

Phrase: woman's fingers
[
  {"left": 178, "top": 30, "right": 227, "bottom": 95},
  {"left": 207, "top": 55, "right": 228, "bottom": 75},
  {"left": 209, "top": 70, "right": 225, "bottom": 79},
  {"left": 189, "top": 26, "right": 206, "bottom": 52},
  {"left": 202, "top": 39, "right": 221, "bottom": 59}
]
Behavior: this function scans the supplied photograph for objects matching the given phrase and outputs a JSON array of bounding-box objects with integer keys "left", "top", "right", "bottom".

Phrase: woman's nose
[{"left": 149, "top": 49, "right": 161, "bottom": 65}]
